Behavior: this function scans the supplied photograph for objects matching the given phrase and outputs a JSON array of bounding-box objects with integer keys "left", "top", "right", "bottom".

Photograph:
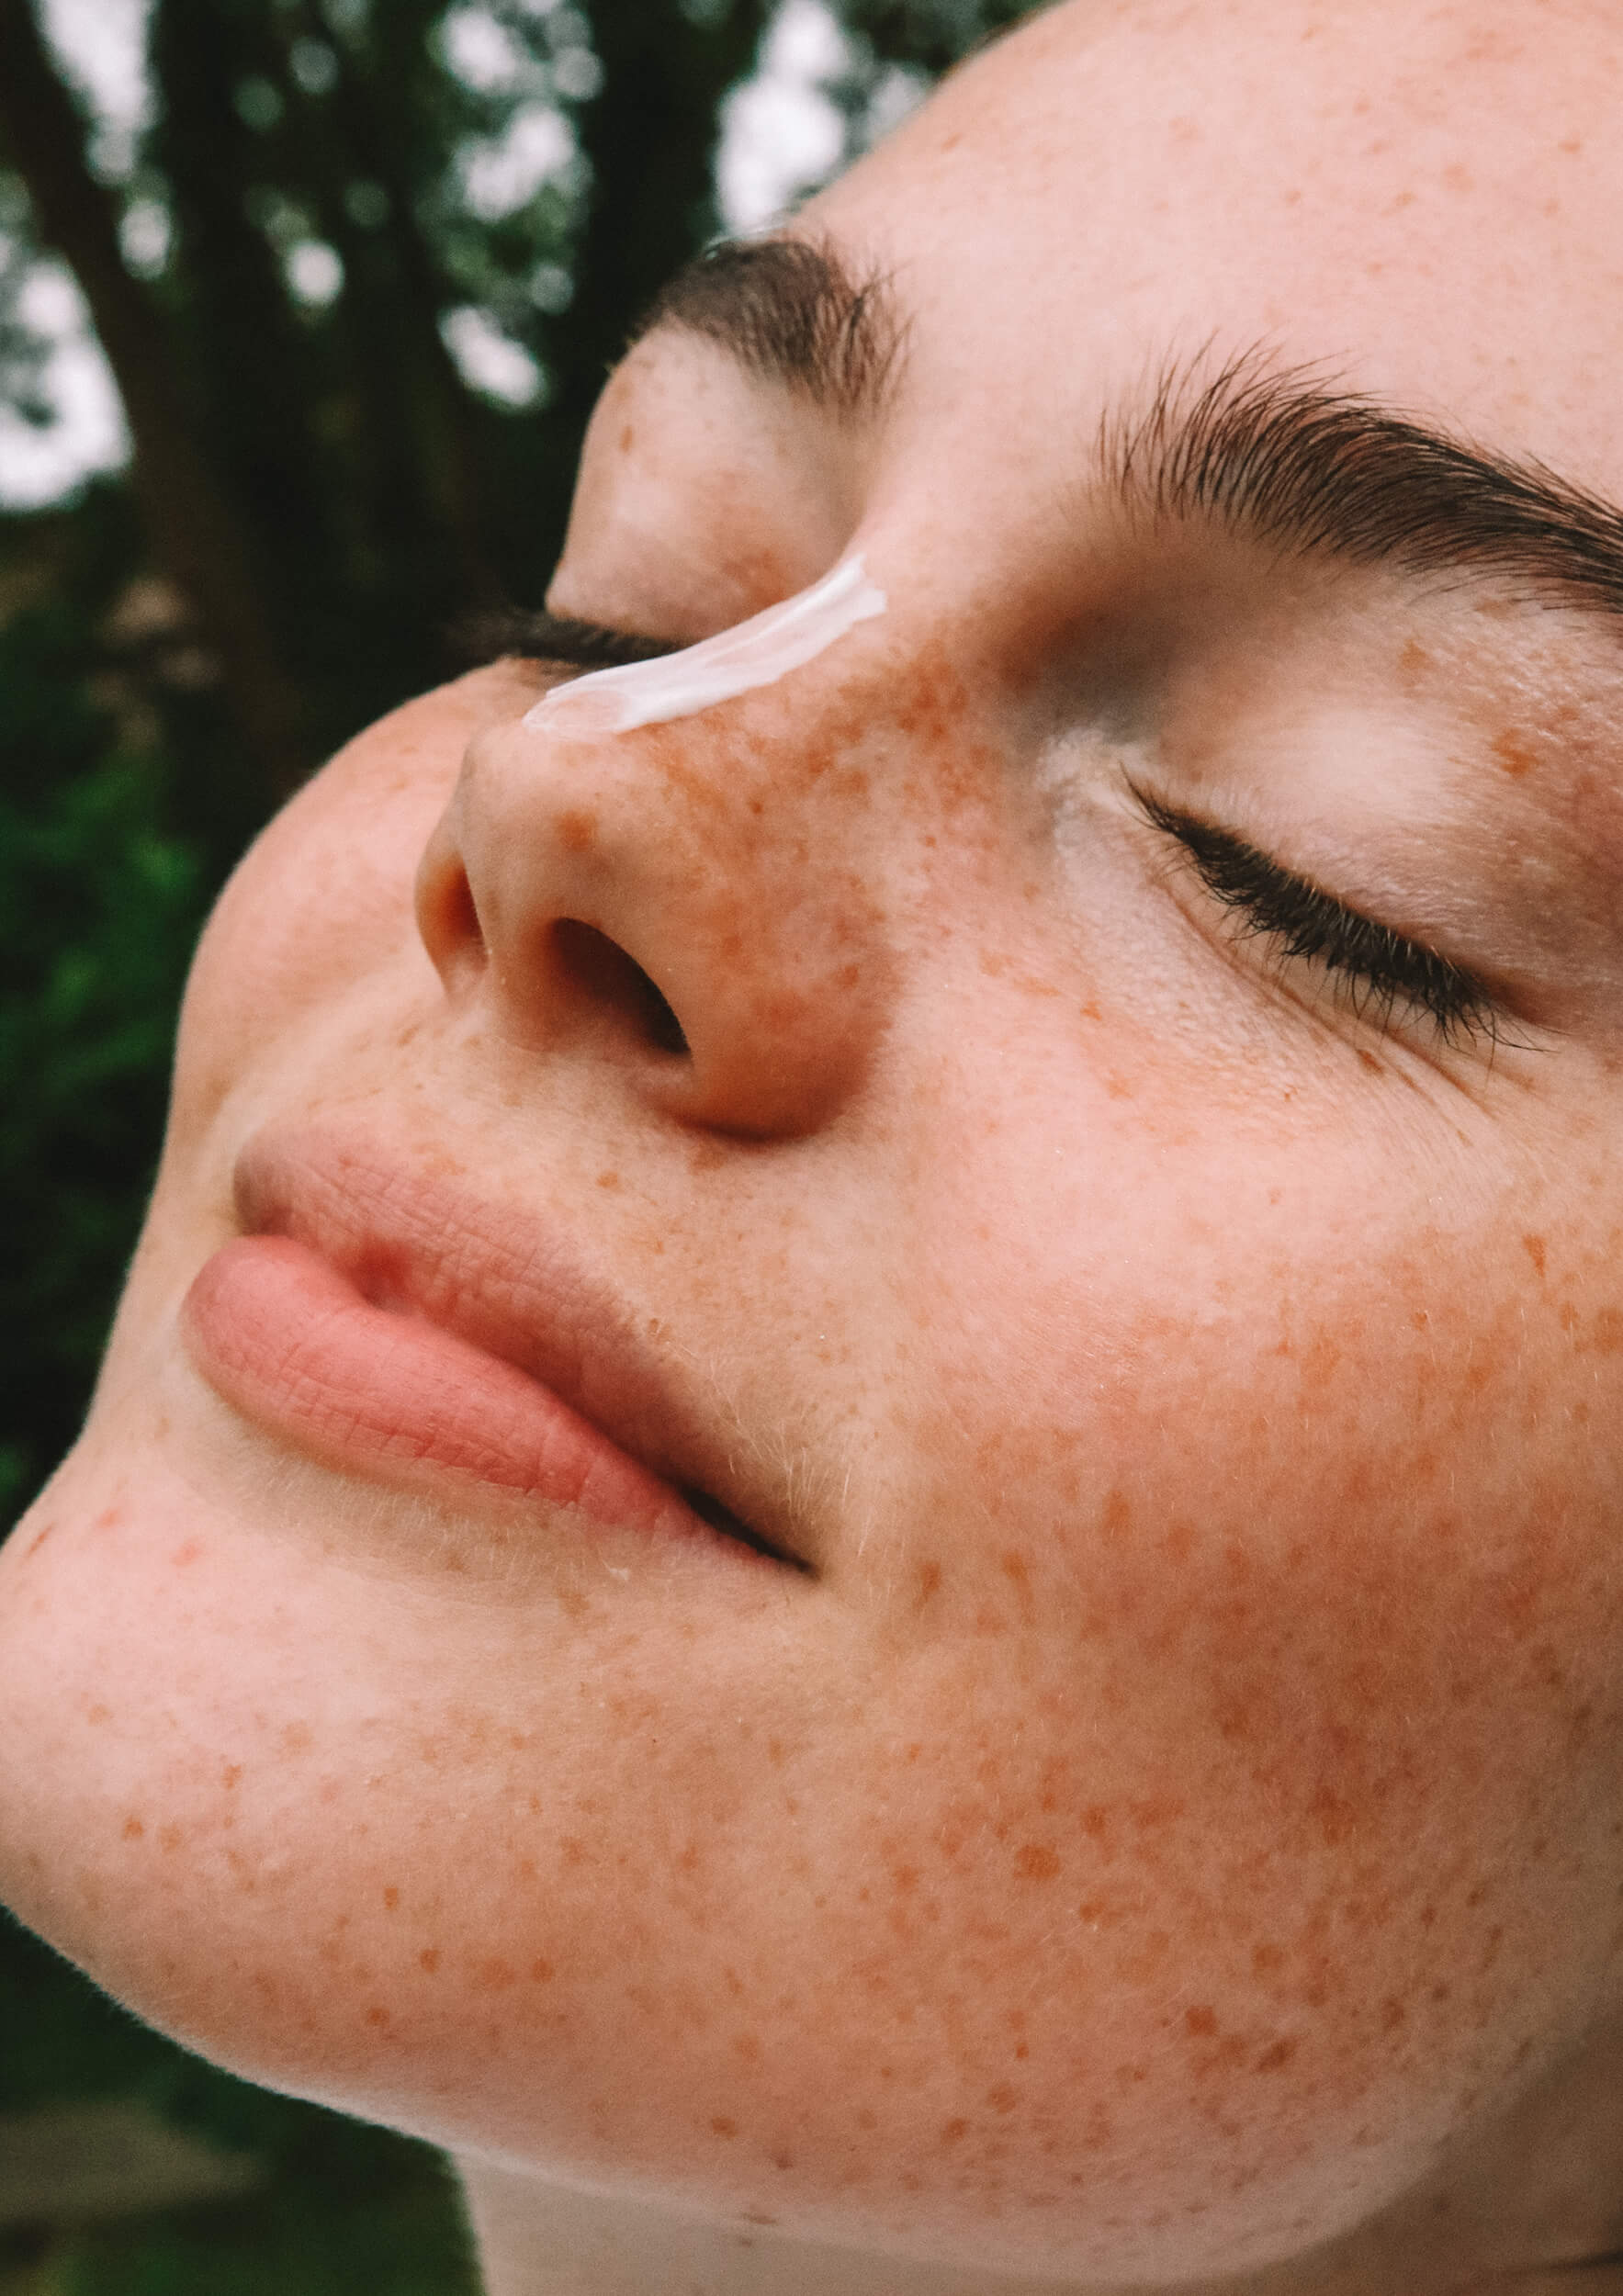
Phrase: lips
[{"left": 180, "top": 1129, "right": 808, "bottom": 1571}]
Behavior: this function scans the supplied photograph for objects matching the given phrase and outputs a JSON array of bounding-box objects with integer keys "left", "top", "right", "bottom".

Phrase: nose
[{"left": 414, "top": 677, "right": 891, "bottom": 1138}]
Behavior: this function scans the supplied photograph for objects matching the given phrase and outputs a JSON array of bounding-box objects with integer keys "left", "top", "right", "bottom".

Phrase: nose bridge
[{"left": 418, "top": 649, "right": 899, "bottom": 1138}]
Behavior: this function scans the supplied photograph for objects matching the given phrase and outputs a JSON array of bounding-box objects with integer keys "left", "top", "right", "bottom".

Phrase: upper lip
[{"left": 230, "top": 1125, "right": 813, "bottom": 1571}]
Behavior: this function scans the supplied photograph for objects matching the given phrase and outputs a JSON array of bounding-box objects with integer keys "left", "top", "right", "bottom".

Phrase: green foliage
[{"left": 0, "top": 586, "right": 209, "bottom": 1514}]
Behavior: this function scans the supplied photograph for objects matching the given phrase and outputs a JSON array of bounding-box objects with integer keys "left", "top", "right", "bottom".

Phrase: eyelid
[{"left": 1130, "top": 781, "right": 1505, "bottom": 1050}]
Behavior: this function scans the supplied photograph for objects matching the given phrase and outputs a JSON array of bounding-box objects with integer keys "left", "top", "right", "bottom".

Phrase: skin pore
[{"left": 6, "top": 1, "right": 1623, "bottom": 2291}]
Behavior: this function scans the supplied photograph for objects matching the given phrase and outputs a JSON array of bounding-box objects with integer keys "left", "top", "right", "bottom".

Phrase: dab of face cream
[{"left": 523, "top": 554, "right": 886, "bottom": 735}]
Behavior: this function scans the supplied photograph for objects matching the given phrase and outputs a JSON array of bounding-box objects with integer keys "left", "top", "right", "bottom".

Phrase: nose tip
[{"left": 413, "top": 703, "right": 888, "bottom": 1140}]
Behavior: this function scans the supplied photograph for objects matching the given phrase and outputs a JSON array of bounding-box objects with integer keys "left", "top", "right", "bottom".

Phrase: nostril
[{"left": 551, "top": 918, "right": 688, "bottom": 1057}]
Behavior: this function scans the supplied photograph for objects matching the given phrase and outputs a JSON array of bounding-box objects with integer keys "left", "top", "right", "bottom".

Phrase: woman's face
[{"left": 7, "top": 0, "right": 1623, "bottom": 2282}]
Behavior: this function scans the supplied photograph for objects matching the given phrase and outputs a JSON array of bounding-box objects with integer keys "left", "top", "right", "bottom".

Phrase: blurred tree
[{"left": 0, "top": 0, "right": 1028, "bottom": 2286}]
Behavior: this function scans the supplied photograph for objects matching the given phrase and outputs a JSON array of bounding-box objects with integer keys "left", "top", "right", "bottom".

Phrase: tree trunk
[{"left": 0, "top": 0, "right": 308, "bottom": 793}]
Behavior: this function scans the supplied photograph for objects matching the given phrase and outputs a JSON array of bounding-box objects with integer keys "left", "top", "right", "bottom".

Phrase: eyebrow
[
  {"left": 1105, "top": 351, "right": 1623, "bottom": 621},
  {"left": 628, "top": 237, "right": 905, "bottom": 423},
  {"left": 633, "top": 248, "right": 1623, "bottom": 625}
]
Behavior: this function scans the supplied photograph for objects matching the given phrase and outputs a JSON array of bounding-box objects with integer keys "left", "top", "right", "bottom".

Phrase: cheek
[
  {"left": 168, "top": 773, "right": 444, "bottom": 1153},
  {"left": 857, "top": 1047, "right": 1623, "bottom": 2238}
]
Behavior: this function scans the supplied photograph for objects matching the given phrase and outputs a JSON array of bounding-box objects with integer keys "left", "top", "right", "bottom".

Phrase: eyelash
[
  {"left": 493, "top": 610, "right": 682, "bottom": 672},
  {"left": 1131, "top": 784, "right": 1502, "bottom": 1049}
]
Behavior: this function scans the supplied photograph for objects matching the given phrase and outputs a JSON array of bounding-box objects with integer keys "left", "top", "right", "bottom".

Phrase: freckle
[
  {"left": 170, "top": 1540, "right": 200, "bottom": 1567},
  {"left": 479, "top": 1958, "right": 515, "bottom": 1990},
  {"left": 1493, "top": 729, "right": 1537, "bottom": 779},
  {"left": 1186, "top": 2005, "right": 1219, "bottom": 2037},
  {"left": 1105, "top": 1071, "right": 1134, "bottom": 1100},
  {"left": 420, "top": 1948, "right": 440, "bottom": 1974},
  {"left": 1255, "top": 2038, "right": 1297, "bottom": 2072},
  {"left": 1521, "top": 1232, "right": 1547, "bottom": 1278},
  {"left": 22, "top": 1518, "right": 56, "bottom": 1559},
  {"left": 1252, "top": 1941, "right": 1283, "bottom": 1975},
  {"left": 617, "top": 422, "right": 635, "bottom": 452},
  {"left": 595, "top": 1169, "right": 620, "bottom": 1190},
  {"left": 916, "top": 1559, "right": 941, "bottom": 1608},
  {"left": 122, "top": 1816, "right": 145, "bottom": 1840},
  {"left": 281, "top": 1722, "right": 313, "bottom": 1755},
  {"left": 1100, "top": 1488, "right": 1132, "bottom": 1539},
  {"left": 1592, "top": 1309, "right": 1623, "bottom": 1355},
  {"left": 1397, "top": 636, "right": 1429, "bottom": 685},
  {"left": 530, "top": 1957, "right": 554, "bottom": 1983},
  {"left": 734, "top": 2032, "right": 761, "bottom": 2063},
  {"left": 158, "top": 1824, "right": 182, "bottom": 1852},
  {"left": 558, "top": 808, "right": 597, "bottom": 852},
  {"left": 86, "top": 1703, "right": 110, "bottom": 1727},
  {"left": 365, "top": 2005, "right": 390, "bottom": 2029},
  {"left": 1017, "top": 1843, "right": 1061, "bottom": 1881},
  {"left": 772, "top": 2152, "right": 794, "bottom": 2171},
  {"left": 941, "top": 2117, "right": 968, "bottom": 2145},
  {"left": 382, "top": 1885, "right": 400, "bottom": 1911},
  {"left": 711, "top": 2117, "right": 738, "bottom": 2138},
  {"left": 94, "top": 1508, "right": 121, "bottom": 1532},
  {"left": 1560, "top": 134, "right": 1582, "bottom": 153},
  {"left": 986, "top": 2083, "right": 1019, "bottom": 2114}
]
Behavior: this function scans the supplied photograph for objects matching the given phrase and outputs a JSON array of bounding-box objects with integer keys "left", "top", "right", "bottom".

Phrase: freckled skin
[{"left": 8, "top": 3, "right": 1623, "bottom": 2294}]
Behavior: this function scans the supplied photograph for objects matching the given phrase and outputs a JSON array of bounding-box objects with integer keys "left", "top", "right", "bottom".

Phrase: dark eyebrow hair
[
  {"left": 628, "top": 237, "right": 905, "bottom": 423},
  {"left": 1104, "top": 351, "right": 1623, "bottom": 619}
]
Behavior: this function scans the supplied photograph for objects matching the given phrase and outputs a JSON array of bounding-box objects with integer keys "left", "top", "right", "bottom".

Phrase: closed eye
[{"left": 1131, "top": 782, "right": 1506, "bottom": 1051}]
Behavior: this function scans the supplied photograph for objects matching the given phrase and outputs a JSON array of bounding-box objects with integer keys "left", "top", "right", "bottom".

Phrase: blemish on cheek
[
  {"left": 122, "top": 1816, "right": 145, "bottom": 1840},
  {"left": 419, "top": 1948, "right": 440, "bottom": 1974},
  {"left": 1522, "top": 1232, "right": 1547, "bottom": 1278},
  {"left": 1492, "top": 728, "right": 1537, "bottom": 779},
  {"left": 524, "top": 555, "right": 886, "bottom": 735},
  {"left": 1185, "top": 2005, "right": 1219, "bottom": 2038},
  {"left": 557, "top": 807, "right": 598, "bottom": 852},
  {"left": 382, "top": 1885, "right": 400, "bottom": 1911},
  {"left": 711, "top": 2116, "right": 738, "bottom": 2138},
  {"left": 1016, "top": 1843, "right": 1062, "bottom": 1882},
  {"left": 1255, "top": 2037, "right": 1298, "bottom": 2073}
]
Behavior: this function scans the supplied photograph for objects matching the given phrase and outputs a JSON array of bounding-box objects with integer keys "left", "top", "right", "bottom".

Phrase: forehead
[{"left": 804, "top": 0, "right": 1623, "bottom": 499}]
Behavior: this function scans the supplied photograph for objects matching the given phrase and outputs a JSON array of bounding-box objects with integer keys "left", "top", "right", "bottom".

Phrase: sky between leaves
[{"left": 0, "top": 0, "right": 919, "bottom": 509}]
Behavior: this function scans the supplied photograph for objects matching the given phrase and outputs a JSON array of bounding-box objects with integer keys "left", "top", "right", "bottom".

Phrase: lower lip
[{"left": 182, "top": 1233, "right": 716, "bottom": 1548}]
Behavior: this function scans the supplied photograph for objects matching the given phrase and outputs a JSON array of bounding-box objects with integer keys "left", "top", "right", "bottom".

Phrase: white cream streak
[{"left": 522, "top": 553, "right": 887, "bottom": 735}]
